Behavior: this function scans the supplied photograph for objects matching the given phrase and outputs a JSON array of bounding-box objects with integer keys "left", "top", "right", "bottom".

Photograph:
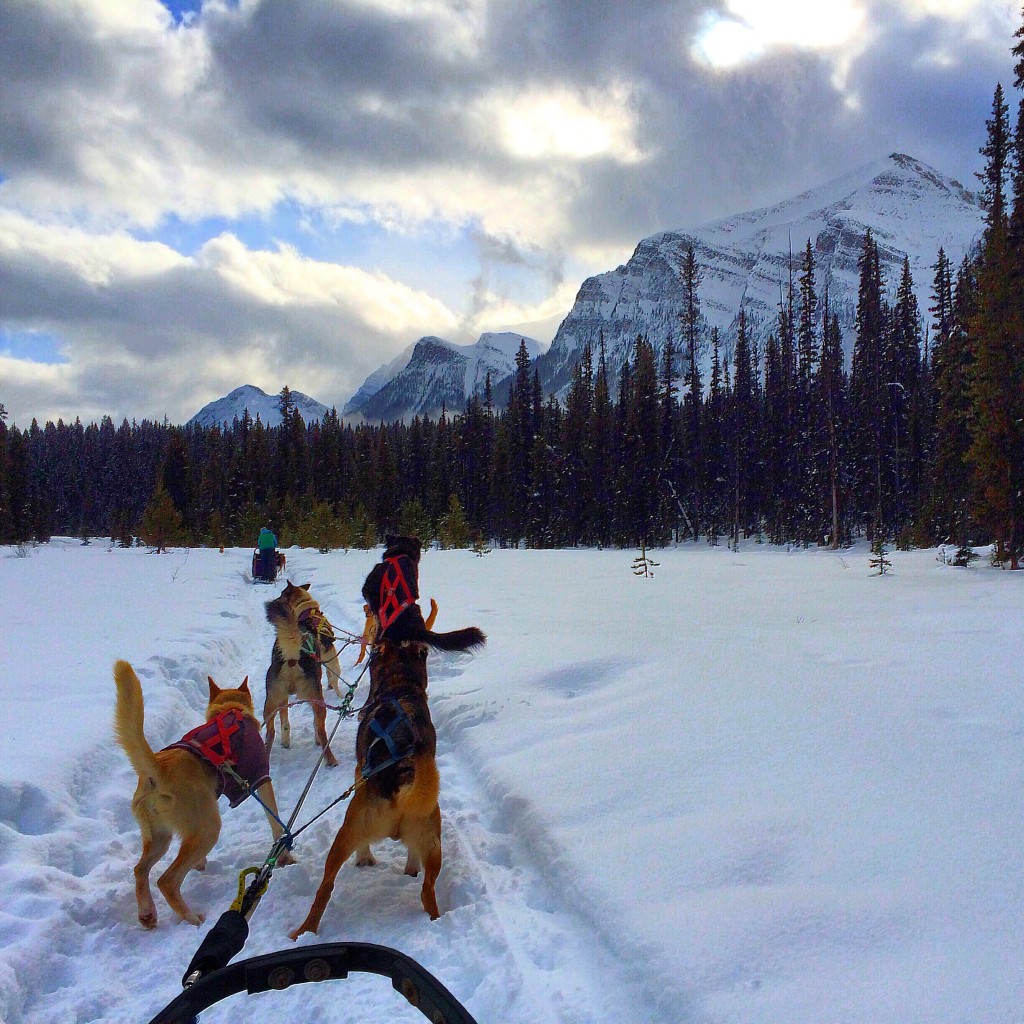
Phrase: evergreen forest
[{"left": 1, "top": 35, "right": 1022, "bottom": 567}]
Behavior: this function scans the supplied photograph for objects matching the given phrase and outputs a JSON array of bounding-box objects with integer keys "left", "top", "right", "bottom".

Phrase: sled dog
[
  {"left": 361, "top": 535, "right": 486, "bottom": 652},
  {"left": 289, "top": 639, "right": 442, "bottom": 937},
  {"left": 113, "top": 660, "right": 293, "bottom": 929},
  {"left": 263, "top": 581, "right": 342, "bottom": 767}
]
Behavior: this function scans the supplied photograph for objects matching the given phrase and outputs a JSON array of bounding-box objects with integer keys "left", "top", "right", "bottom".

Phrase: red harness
[
  {"left": 180, "top": 709, "right": 240, "bottom": 767},
  {"left": 379, "top": 555, "right": 415, "bottom": 632},
  {"left": 166, "top": 708, "right": 271, "bottom": 807}
]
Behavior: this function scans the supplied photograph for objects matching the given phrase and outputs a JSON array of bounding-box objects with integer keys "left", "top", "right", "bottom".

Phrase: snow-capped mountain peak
[
  {"left": 187, "top": 384, "right": 330, "bottom": 428},
  {"left": 343, "top": 332, "right": 546, "bottom": 423},
  {"left": 534, "top": 152, "right": 984, "bottom": 398}
]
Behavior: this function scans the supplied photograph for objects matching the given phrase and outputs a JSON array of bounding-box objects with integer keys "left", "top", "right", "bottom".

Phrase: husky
[{"left": 263, "top": 581, "right": 342, "bottom": 767}]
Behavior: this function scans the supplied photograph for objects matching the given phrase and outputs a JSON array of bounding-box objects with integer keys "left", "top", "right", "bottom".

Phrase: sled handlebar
[{"left": 147, "top": 940, "right": 480, "bottom": 1024}]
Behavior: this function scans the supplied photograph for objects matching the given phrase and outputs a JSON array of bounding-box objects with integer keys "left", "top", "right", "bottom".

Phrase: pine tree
[
  {"left": 850, "top": 231, "right": 887, "bottom": 539},
  {"left": 679, "top": 246, "right": 704, "bottom": 539},
  {"left": 139, "top": 480, "right": 183, "bottom": 553},
  {"left": 968, "top": 78, "right": 1024, "bottom": 566}
]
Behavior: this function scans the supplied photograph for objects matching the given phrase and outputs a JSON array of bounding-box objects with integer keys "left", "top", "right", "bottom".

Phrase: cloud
[
  {"left": 0, "top": 212, "right": 458, "bottom": 424},
  {"left": 0, "top": 0, "right": 1017, "bottom": 423}
]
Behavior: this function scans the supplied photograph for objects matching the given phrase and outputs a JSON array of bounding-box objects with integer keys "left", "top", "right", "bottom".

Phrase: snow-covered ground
[{"left": 0, "top": 540, "right": 1021, "bottom": 1024}]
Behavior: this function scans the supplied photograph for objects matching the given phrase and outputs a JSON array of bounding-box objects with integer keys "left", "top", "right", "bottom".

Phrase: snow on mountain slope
[
  {"left": 344, "top": 333, "right": 545, "bottom": 424},
  {"left": 536, "top": 153, "right": 985, "bottom": 396},
  {"left": 188, "top": 384, "right": 330, "bottom": 428}
]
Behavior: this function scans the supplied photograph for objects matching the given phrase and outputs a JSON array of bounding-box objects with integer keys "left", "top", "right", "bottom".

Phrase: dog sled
[{"left": 251, "top": 547, "right": 281, "bottom": 583}]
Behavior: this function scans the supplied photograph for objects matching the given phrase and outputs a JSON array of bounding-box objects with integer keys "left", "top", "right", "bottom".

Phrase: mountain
[
  {"left": 535, "top": 152, "right": 985, "bottom": 397},
  {"left": 187, "top": 384, "right": 330, "bottom": 428},
  {"left": 344, "top": 332, "right": 546, "bottom": 423}
]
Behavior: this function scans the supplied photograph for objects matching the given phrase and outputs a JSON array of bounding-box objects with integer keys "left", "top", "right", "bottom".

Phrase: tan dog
[
  {"left": 289, "top": 640, "right": 442, "bottom": 939},
  {"left": 113, "top": 660, "right": 294, "bottom": 929},
  {"left": 263, "top": 582, "right": 342, "bottom": 767}
]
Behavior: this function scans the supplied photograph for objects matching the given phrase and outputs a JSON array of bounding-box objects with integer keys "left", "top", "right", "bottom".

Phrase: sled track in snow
[{"left": 4, "top": 556, "right": 662, "bottom": 1023}]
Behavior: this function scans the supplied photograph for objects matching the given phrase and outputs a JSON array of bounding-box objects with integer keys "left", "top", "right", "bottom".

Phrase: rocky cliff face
[
  {"left": 535, "top": 153, "right": 984, "bottom": 396},
  {"left": 344, "top": 332, "right": 545, "bottom": 423}
]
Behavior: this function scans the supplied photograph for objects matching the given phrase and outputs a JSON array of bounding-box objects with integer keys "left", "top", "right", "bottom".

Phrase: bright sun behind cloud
[
  {"left": 693, "top": 0, "right": 865, "bottom": 67},
  {"left": 484, "top": 84, "right": 643, "bottom": 163}
]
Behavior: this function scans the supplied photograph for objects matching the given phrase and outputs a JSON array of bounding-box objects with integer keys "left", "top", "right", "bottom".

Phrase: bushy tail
[
  {"left": 420, "top": 626, "right": 487, "bottom": 653},
  {"left": 113, "top": 660, "right": 160, "bottom": 780}
]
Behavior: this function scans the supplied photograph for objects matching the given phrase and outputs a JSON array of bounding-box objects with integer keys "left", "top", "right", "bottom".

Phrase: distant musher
[{"left": 253, "top": 526, "right": 279, "bottom": 583}]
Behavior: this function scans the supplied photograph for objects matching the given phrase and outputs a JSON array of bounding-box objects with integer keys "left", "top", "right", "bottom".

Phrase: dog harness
[
  {"left": 298, "top": 605, "right": 332, "bottom": 659},
  {"left": 362, "top": 699, "right": 417, "bottom": 781},
  {"left": 378, "top": 555, "right": 416, "bottom": 633},
  {"left": 165, "top": 709, "right": 271, "bottom": 808}
]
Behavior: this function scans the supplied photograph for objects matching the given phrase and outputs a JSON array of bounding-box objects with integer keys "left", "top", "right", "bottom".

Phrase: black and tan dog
[
  {"left": 288, "top": 638, "right": 442, "bottom": 937},
  {"left": 361, "top": 535, "right": 486, "bottom": 652},
  {"left": 288, "top": 538, "right": 486, "bottom": 936},
  {"left": 113, "top": 660, "right": 293, "bottom": 929},
  {"left": 264, "top": 581, "right": 343, "bottom": 767}
]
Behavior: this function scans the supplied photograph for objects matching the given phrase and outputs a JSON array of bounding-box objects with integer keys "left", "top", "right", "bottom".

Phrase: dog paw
[
  {"left": 355, "top": 853, "right": 377, "bottom": 867},
  {"left": 181, "top": 910, "right": 206, "bottom": 927},
  {"left": 288, "top": 924, "right": 313, "bottom": 941},
  {"left": 277, "top": 849, "right": 297, "bottom": 867},
  {"left": 194, "top": 858, "right": 207, "bottom": 872},
  {"left": 325, "top": 753, "right": 338, "bottom": 768},
  {"left": 138, "top": 909, "right": 158, "bottom": 929}
]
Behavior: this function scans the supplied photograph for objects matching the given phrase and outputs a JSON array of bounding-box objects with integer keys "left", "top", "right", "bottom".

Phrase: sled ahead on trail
[{"left": 251, "top": 548, "right": 281, "bottom": 584}]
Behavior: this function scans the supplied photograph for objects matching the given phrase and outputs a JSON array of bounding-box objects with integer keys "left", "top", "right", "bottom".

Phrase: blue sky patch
[{"left": 1, "top": 330, "right": 69, "bottom": 365}]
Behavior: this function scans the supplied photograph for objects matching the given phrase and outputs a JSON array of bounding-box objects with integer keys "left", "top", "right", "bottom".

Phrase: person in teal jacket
[{"left": 254, "top": 526, "right": 278, "bottom": 581}]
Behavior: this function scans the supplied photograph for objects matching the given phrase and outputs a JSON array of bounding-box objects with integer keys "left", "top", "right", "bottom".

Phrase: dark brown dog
[
  {"left": 264, "top": 581, "right": 341, "bottom": 767},
  {"left": 288, "top": 640, "right": 442, "bottom": 937}
]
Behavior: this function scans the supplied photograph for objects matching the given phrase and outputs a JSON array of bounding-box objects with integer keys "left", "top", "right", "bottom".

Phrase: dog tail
[
  {"left": 418, "top": 626, "right": 487, "bottom": 653},
  {"left": 113, "top": 660, "right": 160, "bottom": 780}
]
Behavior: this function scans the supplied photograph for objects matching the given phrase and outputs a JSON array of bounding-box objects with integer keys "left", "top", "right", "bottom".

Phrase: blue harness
[{"left": 362, "top": 699, "right": 416, "bottom": 780}]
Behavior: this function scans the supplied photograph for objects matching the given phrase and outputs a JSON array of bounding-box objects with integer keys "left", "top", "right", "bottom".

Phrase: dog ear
[
  {"left": 240, "top": 677, "right": 250, "bottom": 693},
  {"left": 208, "top": 676, "right": 221, "bottom": 699},
  {"left": 301, "top": 582, "right": 311, "bottom": 590}
]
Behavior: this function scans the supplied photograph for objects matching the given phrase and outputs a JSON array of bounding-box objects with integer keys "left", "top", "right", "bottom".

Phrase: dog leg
[
  {"left": 288, "top": 791, "right": 372, "bottom": 938},
  {"left": 280, "top": 705, "right": 291, "bottom": 749},
  {"left": 401, "top": 805, "right": 442, "bottom": 919},
  {"left": 322, "top": 647, "right": 343, "bottom": 698},
  {"left": 134, "top": 827, "right": 172, "bottom": 929},
  {"left": 312, "top": 702, "right": 338, "bottom": 767},
  {"left": 157, "top": 816, "right": 220, "bottom": 926},
  {"left": 263, "top": 694, "right": 283, "bottom": 755},
  {"left": 256, "top": 781, "right": 296, "bottom": 866},
  {"left": 355, "top": 844, "right": 377, "bottom": 867}
]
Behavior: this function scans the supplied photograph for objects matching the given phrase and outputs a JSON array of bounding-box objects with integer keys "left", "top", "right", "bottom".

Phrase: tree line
[{"left": 1, "top": 27, "right": 1022, "bottom": 564}]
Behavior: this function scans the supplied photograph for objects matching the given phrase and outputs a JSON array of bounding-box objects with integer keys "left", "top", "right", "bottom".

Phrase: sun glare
[
  {"left": 488, "top": 85, "right": 642, "bottom": 163},
  {"left": 693, "top": 0, "right": 865, "bottom": 68}
]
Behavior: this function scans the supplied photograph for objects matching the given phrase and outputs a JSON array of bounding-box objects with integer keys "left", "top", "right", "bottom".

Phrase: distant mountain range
[
  {"left": 189, "top": 153, "right": 985, "bottom": 425},
  {"left": 342, "top": 332, "right": 547, "bottom": 423},
  {"left": 187, "top": 385, "right": 330, "bottom": 428}
]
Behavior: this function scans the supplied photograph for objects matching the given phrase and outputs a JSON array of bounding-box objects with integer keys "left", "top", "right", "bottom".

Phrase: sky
[{"left": 0, "top": 0, "right": 1019, "bottom": 427}]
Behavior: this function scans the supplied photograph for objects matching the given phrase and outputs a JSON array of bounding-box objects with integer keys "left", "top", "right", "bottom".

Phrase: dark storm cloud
[
  {"left": 844, "top": 8, "right": 1016, "bottom": 189},
  {"left": 0, "top": 1, "right": 115, "bottom": 181}
]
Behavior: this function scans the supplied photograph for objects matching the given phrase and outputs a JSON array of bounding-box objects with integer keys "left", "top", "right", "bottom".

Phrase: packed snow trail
[{"left": 4, "top": 548, "right": 660, "bottom": 1024}]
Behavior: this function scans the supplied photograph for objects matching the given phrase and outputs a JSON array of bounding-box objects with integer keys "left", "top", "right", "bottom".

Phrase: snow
[{"left": 1, "top": 540, "right": 1022, "bottom": 1024}]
